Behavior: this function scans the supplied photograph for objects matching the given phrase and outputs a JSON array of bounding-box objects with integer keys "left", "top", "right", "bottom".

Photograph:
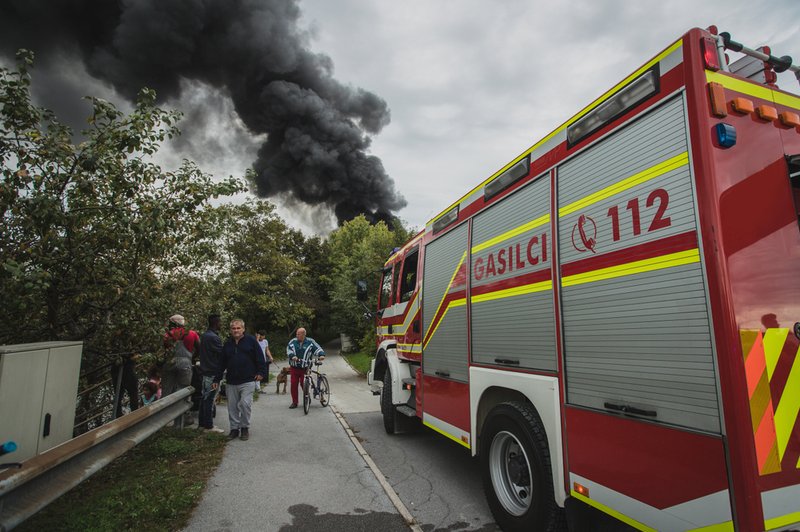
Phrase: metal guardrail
[
  {"left": 0, "top": 387, "right": 193, "bottom": 531},
  {"left": 74, "top": 352, "right": 153, "bottom": 434}
]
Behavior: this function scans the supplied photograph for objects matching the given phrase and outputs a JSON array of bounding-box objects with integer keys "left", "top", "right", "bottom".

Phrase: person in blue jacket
[
  {"left": 286, "top": 327, "right": 325, "bottom": 409},
  {"left": 212, "top": 319, "right": 266, "bottom": 440}
]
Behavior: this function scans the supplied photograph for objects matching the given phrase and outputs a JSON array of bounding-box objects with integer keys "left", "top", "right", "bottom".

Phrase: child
[
  {"left": 141, "top": 381, "right": 159, "bottom": 406},
  {"left": 147, "top": 365, "right": 162, "bottom": 399}
]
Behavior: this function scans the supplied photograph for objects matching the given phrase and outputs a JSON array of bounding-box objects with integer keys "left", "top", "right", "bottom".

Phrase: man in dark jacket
[
  {"left": 198, "top": 314, "right": 224, "bottom": 433},
  {"left": 212, "top": 319, "right": 267, "bottom": 441}
]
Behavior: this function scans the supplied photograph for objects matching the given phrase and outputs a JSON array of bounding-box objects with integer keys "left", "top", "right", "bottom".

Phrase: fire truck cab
[{"left": 365, "top": 26, "right": 800, "bottom": 531}]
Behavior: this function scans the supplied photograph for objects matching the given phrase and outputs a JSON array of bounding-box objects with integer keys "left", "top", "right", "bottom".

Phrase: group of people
[
  {"left": 109, "top": 353, "right": 161, "bottom": 418},
  {"left": 155, "top": 313, "right": 324, "bottom": 441}
]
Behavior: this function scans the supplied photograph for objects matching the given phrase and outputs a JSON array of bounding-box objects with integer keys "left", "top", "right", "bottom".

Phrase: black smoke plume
[{"left": 0, "top": 0, "right": 406, "bottom": 225}]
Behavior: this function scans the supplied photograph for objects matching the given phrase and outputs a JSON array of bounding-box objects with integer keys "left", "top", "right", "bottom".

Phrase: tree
[
  {"left": 217, "top": 200, "right": 315, "bottom": 340},
  {"left": 0, "top": 50, "right": 244, "bottom": 354},
  {"left": 327, "top": 215, "right": 412, "bottom": 351},
  {"left": 298, "top": 235, "right": 333, "bottom": 340}
]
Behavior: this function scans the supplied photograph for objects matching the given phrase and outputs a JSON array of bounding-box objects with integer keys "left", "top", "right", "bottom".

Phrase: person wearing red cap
[{"left": 161, "top": 314, "right": 201, "bottom": 400}]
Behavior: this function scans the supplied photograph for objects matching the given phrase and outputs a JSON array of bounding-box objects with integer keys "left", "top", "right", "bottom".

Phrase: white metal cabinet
[{"left": 0, "top": 341, "right": 82, "bottom": 462}]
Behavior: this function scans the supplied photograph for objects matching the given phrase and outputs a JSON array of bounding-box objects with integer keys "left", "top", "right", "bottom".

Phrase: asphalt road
[
  {"left": 344, "top": 412, "right": 499, "bottom": 531},
  {"left": 184, "top": 345, "right": 497, "bottom": 531}
]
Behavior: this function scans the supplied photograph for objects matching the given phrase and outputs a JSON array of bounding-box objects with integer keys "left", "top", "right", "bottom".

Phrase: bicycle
[{"left": 302, "top": 357, "right": 330, "bottom": 414}]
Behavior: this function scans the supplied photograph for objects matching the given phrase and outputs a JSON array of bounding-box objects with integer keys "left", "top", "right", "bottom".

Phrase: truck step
[{"left": 396, "top": 405, "right": 417, "bottom": 417}]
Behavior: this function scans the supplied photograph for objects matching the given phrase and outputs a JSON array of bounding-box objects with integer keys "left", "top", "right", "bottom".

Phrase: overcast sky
[
  {"left": 5, "top": 1, "right": 800, "bottom": 236},
  {"left": 288, "top": 0, "right": 800, "bottom": 233}
]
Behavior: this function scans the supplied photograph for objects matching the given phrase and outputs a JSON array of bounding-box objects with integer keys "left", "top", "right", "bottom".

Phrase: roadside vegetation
[
  {"left": 1, "top": 50, "right": 408, "bottom": 528},
  {"left": 0, "top": 49, "right": 411, "bottom": 401},
  {"left": 17, "top": 429, "right": 227, "bottom": 532},
  {"left": 342, "top": 350, "right": 373, "bottom": 376}
]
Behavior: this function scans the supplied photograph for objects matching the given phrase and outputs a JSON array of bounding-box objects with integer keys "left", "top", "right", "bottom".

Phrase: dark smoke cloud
[{"left": 0, "top": 0, "right": 406, "bottom": 225}]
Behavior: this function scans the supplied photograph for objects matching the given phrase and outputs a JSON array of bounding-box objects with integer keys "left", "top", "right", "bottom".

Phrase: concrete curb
[{"left": 330, "top": 404, "right": 423, "bottom": 532}]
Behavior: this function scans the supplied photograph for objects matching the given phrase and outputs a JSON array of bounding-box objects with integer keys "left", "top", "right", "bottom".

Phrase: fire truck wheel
[
  {"left": 381, "top": 369, "right": 397, "bottom": 434},
  {"left": 480, "top": 402, "right": 564, "bottom": 532}
]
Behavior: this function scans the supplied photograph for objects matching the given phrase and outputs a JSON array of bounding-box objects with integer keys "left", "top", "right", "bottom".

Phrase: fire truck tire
[
  {"left": 381, "top": 369, "right": 397, "bottom": 434},
  {"left": 480, "top": 402, "right": 564, "bottom": 532}
]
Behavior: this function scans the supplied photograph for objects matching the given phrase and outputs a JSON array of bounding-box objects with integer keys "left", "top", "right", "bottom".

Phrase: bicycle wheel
[
  {"left": 318, "top": 375, "right": 330, "bottom": 406},
  {"left": 303, "top": 378, "right": 311, "bottom": 415}
]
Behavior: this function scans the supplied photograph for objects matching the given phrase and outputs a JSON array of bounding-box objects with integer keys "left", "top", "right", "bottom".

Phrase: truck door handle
[
  {"left": 435, "top": 370, "right": 450, "bottom": 378},
  {"left": 604, "top": 402, "right": 657, "bottom": 417},
  {"left": 43, "top": 413, "right": 51, "bottom": 437},
  {"left": 494, "top": 358, "right": 520, "bottom": 365}
]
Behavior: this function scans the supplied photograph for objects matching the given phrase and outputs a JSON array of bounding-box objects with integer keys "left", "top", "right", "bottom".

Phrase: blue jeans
[{"left": 199, "top": 375, "right": 217, "bottom": 429}]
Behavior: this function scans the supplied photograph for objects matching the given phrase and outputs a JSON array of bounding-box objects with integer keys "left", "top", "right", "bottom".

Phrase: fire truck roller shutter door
[
  {"left": 423, "top": 223, "right": 469, "bottom": 382},
  {"left": 471, "top": 173, "right": 556, "bottom": 371},
  {"left": 558, "top": 94, "right": 720, "bottom": 433}
]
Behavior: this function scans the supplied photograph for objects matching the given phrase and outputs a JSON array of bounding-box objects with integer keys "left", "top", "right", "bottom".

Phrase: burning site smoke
[{"left": 0, "top": 0, "right": 406, "bottom": 226}]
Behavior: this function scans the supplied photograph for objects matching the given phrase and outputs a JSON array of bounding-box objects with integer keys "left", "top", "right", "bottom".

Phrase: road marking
[{"left": 330, "top": 404, "right": 423, "bottom": 532}]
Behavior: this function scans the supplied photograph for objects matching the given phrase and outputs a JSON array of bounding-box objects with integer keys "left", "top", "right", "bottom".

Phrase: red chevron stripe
[
  {"left": 471, "top": 268, "right": 552, "bottom": 297},
  {"left": 561, "top": 230, "right": 698, "bottom": 277}
]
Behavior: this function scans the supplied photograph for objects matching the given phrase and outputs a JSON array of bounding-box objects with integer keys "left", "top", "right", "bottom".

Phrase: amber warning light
[{"left": 574, "top": 482, "right": 590, "bottom": 497}]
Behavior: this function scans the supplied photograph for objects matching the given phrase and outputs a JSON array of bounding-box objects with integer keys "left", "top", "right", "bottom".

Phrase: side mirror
[{"left": 356, "top": 280, "right": 368, "bottom": 301}]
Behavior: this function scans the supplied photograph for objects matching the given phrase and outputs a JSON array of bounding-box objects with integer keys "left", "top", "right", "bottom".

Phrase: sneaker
[
  {"left": 240, "top": 427, "right": 249, "bottom": 441},
  {"left": 205, "top": 426, "right": 225, "bottom": 434},
  {"left": 289, "top": 403, "right": 298, "bottom": 409},
  {"left": 228, "top": 429, "right": 240, "bottom": 440}
]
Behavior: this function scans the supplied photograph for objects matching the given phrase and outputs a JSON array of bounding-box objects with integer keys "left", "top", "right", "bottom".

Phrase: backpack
[{"left": 166, "top": 330, "right": 193, "bottom": 371}]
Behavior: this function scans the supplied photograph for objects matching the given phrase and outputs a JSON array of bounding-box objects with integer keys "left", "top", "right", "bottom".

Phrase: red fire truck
[{"left": 362, "top": 26, "right": 800, "bottom": 531}]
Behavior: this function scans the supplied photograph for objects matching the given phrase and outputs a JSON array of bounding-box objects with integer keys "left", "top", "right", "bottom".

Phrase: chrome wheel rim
[{"left": 488, "top": 430, "right": 532, "bottom": 516}]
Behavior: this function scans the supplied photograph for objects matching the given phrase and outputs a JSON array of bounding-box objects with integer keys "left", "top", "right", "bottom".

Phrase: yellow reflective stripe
[
  {"left": 570, "top": 491, "right": 656, "bottom": 532},
  {"left": 422, "top": 420, "right": 470, "bottom": 449},
  {"left": 385, "top": 294, "right": 419, "bottom": 337},
  {"left": 562, "top": 248, "right": 700, "bottom": 287},
  {"left": 397, "top": 343, "right": 421, "bottom": 353},
  {"left": 705, "top": 70, "right": 800, "bottom": 111},
  {"left": 423, "top": 298, "right": 466, "bottom": 349},
  {"left": 429, "top": 40, "right": 683, "bottom": 226},
  {"left": 471, "top": 280, "right": 552, "bottom": 304},
  {"left": 471, "top": 214, "right": 550, "bottom": 253},
  {"left": 774, "top": 344, "right": 800, "bottom": 462},
  {"left": 765, "top": 510, "right": 800, "bottom": 530},
  {"left": 396, "top": 293, "right": 419, "bottom": 334},
  {"left": 559, "top": 152, "right": 689, "bottom": 217},
  {"left": 763, "top": 328, "right": 789, "bottom": 380},
  {"left": 706, "top": 70, "right": 776, "bottom": 103},
  {"left": 425, "top": 251, "right": 466, "bottom": 343},
  {"left": 687, "top": 521, "right": 734, "bottom": 532},
  {"left": 774, "top": 90, "right": 800, "bottom": 111}
]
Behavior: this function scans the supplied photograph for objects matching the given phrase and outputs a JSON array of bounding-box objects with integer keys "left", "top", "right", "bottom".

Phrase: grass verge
[
  {"left": 342, "top": 350, "right": 372, "bottom": 376},
  {"left": 18, "top": 428, "right": 227, "bottom": 532}
]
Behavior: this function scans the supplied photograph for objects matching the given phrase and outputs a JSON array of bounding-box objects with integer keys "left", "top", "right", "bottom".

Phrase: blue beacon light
[{"left": 715, "top": 123, "right": 737, "bottom": 148}]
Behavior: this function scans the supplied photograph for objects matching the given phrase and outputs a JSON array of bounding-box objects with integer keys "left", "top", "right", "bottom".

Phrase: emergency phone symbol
[{"left": 571, "top": 214, "right": 597, "bottom": 254}]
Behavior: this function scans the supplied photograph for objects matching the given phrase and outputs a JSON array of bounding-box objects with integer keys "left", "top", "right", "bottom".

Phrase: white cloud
[{"left": 299, "top": 0, "right": 800, "bottom": 230}]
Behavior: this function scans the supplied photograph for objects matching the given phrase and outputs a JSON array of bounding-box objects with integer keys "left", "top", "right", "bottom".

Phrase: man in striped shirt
[{"left": 286, "top": 327, "right": 325, "bottom": 409}]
